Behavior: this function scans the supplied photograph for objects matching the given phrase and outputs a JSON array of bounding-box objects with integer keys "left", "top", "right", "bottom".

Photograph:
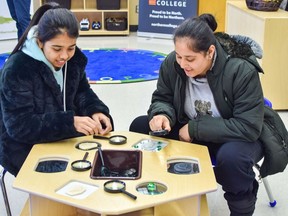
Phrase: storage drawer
[{"left": 97, "top": 0, "right": 120, "bottom": 10}]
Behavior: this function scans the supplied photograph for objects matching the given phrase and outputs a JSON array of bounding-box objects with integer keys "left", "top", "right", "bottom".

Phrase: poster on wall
[
  {"left": 137, "top": 0, "right": 198, "bottom": 39},
  {"left": 0, "top": 0, "right": 17, "bottom": 40}
]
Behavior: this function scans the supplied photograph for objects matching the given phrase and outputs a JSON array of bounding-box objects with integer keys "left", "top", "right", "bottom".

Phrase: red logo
[{"left": 149, "top": 0, "right": 156, "bottom": 5}]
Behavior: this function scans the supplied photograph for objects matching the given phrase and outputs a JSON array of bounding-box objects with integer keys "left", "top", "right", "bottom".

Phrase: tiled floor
[{"left": 0, "top": 33, "right": 287, "bottom": 216}]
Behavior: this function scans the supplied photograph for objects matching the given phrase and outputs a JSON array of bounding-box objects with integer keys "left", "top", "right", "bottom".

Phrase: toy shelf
[{"left": 40, "top": 0, "right": 129, "bottom": 36}]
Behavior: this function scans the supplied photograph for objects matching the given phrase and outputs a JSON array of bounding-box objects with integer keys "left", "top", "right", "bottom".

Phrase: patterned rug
[{"left": 0, "top": 48, "right": 167, "bottom": 83}]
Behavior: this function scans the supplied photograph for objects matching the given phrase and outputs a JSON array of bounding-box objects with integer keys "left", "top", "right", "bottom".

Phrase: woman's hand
[
  {"left": 179, "top": 124, "right": 193, "bottom": 142},
  {"left": 91, "top": 113, "right": 113, "bottom": 135},
  {"left": 74, "top": 116, "right": 99, "bottom": 136},
  {"left": 149, "top": 115, "right": 171, "bottom": 132},
  {"left": 74, "top": 113, "right": 112, "bottom": 136}
]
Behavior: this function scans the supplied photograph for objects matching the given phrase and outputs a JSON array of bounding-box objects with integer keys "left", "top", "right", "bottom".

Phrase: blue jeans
[
  {"left": 130, "top": 115, "right": 263, "bottom": 215},
  {"left": 6, "top": 0, "right": 31, "bottom": 40}
]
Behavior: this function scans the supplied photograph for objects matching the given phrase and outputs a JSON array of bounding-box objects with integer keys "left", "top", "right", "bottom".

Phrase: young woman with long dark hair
[{"left": 0, "top": 2, "right": 113, "bottom": 176}]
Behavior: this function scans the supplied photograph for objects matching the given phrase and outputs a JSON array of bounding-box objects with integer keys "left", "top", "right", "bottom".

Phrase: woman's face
[
  {"left": 175, "top": 37, "right": 215, "bottom": 78},
  {"left": 38, "top": 32, "right": 77, "bottom": 69}
]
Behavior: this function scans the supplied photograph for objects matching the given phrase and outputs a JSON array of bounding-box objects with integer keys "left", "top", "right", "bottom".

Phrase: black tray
[
  {"left": 105, "top": 18, "right": 127, "bottom": 31},
  {"left": 90, "top": 149, "right": 142, "bottom": 180}
]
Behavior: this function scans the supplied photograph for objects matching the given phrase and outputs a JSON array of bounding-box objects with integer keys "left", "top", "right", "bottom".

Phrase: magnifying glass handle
[
  {"left": 121, "top": 189, "right": 137, "bottom": 200},
  {"left": 98, "top": 147, "right": 105, "bottom": 166},
  {"left": 93, "top": 135, "right": 109, "bottom": 140},
  {"left": 83, "top": 152, "right": 89, "bottom": 161}
]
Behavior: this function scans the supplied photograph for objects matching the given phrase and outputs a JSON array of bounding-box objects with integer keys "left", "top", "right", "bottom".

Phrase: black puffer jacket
[
  {"left": 0, "top": 47, "right": 110, "bottom": 176},
  {"left": 148, "top": 33, "right": 264, "bottom": 144}
]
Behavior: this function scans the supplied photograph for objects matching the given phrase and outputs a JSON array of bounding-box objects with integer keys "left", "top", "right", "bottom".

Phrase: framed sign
[{"left": 137, "top": 0, "right": 198, "bottom": 39}]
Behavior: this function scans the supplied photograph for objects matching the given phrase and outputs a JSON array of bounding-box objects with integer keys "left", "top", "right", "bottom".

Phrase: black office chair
[
  {"left": 0, "top": 167, "right": 12, "bottom": 216},
  {"left": 254, "top": 163, "right": 276, "bottom": 207},
  {"left": 256, "top": 97, "right": 276, "bottom": 207}
]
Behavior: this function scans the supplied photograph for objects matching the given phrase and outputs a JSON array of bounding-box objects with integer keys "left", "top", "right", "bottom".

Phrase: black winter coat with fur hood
[
  {"left": 0, "top": 47, "right": 110, "bottom": 176},
  {"left": 148, "top": 33, "right": 264, "bottom": 144}
]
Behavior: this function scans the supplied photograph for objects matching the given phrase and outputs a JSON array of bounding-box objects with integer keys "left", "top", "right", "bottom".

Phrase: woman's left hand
[
  {"left": 179, "top": 124, "right": 193, "bottom": 142},
  {"left": 91, "top": 113, "right": 113, "bottom": 135}
]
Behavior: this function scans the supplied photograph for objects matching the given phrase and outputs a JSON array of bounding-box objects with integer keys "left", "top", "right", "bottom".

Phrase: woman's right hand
[
  {"left": 149, "top": 115, "right": 171, "bottom": 132},
  {"left": 74, "top": 116, "right": 102, "bottom": 136}
]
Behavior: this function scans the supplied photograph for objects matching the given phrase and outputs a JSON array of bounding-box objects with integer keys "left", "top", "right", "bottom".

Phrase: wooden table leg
[
  {"left": 22, "top": 194, "right": 209, "bottom": 216},
  {"left": 29, "top": 194, "right": 83, "bottom": 216},
  {"left": 154, "top": 195, "right": 210, "bottom": 216},
  {"left": 27, "top": 194, "right": 154, "bottom": 216}
]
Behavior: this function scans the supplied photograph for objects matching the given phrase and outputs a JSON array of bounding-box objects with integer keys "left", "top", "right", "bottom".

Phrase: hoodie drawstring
[{"left": 63, "top": 62, "right": 67, "bottom": 112}]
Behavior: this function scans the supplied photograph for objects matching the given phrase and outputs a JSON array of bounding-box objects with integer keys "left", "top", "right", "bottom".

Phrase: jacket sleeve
[
  {"left": 73, "top": 70, "right": 110, "bottom": 117},
  {"left": 0, "top": 55, "right": 80, "bottom": 144},
  {"left": 148, "top": 52, "right": 177, "bottom": 126},
  {"left": 1, "top": 80, "right": 79, "bottom": 144},
  {"left": 68, "top": 47, "right": 110, "bottom": 118}
]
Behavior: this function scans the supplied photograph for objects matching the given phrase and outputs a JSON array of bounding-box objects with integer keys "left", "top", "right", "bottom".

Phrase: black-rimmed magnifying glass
[
  {"left": 75, "top": 141, "right": 102, "bottom": 151},
  {"left": 104, "top": 180, "right": 137, "bottom": 200},
  {"left": 71, "top": 152, "right": 91, "bottom": 171},
  {"left": 93, "top": 135, "right": 127, "bottom": 145}
]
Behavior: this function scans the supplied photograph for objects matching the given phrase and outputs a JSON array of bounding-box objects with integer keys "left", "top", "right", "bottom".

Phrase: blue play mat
[{"left": 0, "top": 48, "right": 167, "bottom": 83}]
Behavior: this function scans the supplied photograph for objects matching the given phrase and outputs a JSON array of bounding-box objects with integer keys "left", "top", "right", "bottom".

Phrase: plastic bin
[
  {"left": 105, "top": 17, "right": 127, "bottom": 31},
  {"left": 97, "top": 0, "right": 120, "bottom": 10}
]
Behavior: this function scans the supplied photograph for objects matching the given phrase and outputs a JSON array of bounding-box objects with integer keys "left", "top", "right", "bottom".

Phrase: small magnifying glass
[
  {"left": 75, "top": 141, "right": 101, "bottom": 151},
  {"left": 71, "top": 152, "right": 91, "bottom": 171},
  {"left": 93, "top": 135, "right": 127, "bottom": 145},
  {"left": 104, "top": 180, "right": 137, "bottom": 200}
]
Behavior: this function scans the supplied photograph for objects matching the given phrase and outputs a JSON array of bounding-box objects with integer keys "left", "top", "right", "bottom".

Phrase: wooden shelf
[
  {"left": 41, "top": 0, "right": 129, "bottom": 35},
  {"left": 226, "top": 1, "right": 288, "bottom": 110}
]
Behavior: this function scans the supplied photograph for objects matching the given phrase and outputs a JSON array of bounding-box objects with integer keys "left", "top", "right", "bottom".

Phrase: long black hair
[
  {"left": 11, "top": 2, "right": 79, "bottom": 55},
  {"left": 173, "top": 13, "right": 217, "bottom": 53}
]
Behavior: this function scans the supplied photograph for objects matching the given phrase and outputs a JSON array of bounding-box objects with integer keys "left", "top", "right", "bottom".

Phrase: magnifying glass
[
  {"left": 93, "top": 135, "right": 127, "bottom": 145},
  {"left": 71, "top": 152, "right": 91, "bottom": 171},
  {"left": 75, "top": 141, "right": 101, "bottom": 151},
  {"left": 104, "top": 180, "right": 137, "bottom": 200}
]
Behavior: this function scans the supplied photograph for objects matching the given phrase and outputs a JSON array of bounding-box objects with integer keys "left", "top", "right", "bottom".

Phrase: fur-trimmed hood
[
  {"left": 215, "top": 32, "right": 263, "bottom": 73},
  {"left": 215, "top": 32, "right": 263, "bottom": 59}
]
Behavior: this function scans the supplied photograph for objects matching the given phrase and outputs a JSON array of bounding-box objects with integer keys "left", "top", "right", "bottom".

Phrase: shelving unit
[
  {"left": 226, "top": 1, "right": 288, "bottom": 110},
  {"left": 40, "top": 0, "right": 129, "bottom": 36}
]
